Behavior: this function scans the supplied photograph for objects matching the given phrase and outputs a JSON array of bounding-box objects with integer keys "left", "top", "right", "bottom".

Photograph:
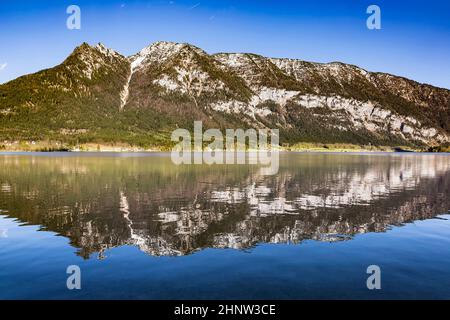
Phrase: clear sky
[{"left": 1, "top": 0, "right": 450, "bottom": 89}]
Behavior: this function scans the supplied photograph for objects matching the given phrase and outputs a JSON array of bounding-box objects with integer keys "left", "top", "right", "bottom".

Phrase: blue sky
[{"left": 1, "top": 0, "right": 450, "bottom": 88}]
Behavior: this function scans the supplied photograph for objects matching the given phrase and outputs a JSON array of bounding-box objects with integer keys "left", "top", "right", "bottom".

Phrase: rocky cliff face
[{"left": 1, "top": 41, "right": 449, "bottom": 147}]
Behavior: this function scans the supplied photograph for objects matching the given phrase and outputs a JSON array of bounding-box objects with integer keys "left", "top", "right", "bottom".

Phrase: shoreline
[{"left": 0, "top": 142, "right": 448, "bottom": 153}]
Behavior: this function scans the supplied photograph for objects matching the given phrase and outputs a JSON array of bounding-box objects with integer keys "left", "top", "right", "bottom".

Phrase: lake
[{"left": 0, "top": 152, "right": 450, "bottom": 299}]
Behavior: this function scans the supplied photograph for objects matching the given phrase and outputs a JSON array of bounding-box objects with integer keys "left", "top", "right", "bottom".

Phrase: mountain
[{"left": 1, "top": 41, "right": 449, "bottom": 150}]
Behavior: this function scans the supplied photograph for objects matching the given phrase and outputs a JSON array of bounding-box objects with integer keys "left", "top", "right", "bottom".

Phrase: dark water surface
[{"left": 1, "top": 152, "right": 450, "bottom": 299}]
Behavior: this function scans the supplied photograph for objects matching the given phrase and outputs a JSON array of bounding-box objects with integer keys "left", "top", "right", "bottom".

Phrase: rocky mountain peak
[
  {"left": 94, "top": 42, "right": 122, "bottom": 58},
  {"left": 1, "top": 41, "right": 449, "bottom": 149},
  {"left": 65, "top": 42, "right": 126, "bottom": 80},
  {"left": 128, "top": 41, "right": 207, "bottom": 72}
]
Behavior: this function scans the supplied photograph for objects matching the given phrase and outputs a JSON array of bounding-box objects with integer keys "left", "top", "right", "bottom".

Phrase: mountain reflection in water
[{"left": 0, "top": 153, "right": 449, "bottom": 259}]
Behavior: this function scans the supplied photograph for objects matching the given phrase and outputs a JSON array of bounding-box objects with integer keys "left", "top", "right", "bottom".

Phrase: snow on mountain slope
[{"left": 1, "top": 41, "right": 449, "bottom": 147}]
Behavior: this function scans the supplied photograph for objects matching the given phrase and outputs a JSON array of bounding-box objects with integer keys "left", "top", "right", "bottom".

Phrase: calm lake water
[{"left": 1, "top": 152, "right": 450, "bottom": 300}]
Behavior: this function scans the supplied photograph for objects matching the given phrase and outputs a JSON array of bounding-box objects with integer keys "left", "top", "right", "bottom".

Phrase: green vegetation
[
  {"left": 1, "top": 42, "right": 449, "bottom": 152},
  {"left": 428, "top": 144, "right": 450, "bottom": 153}
]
